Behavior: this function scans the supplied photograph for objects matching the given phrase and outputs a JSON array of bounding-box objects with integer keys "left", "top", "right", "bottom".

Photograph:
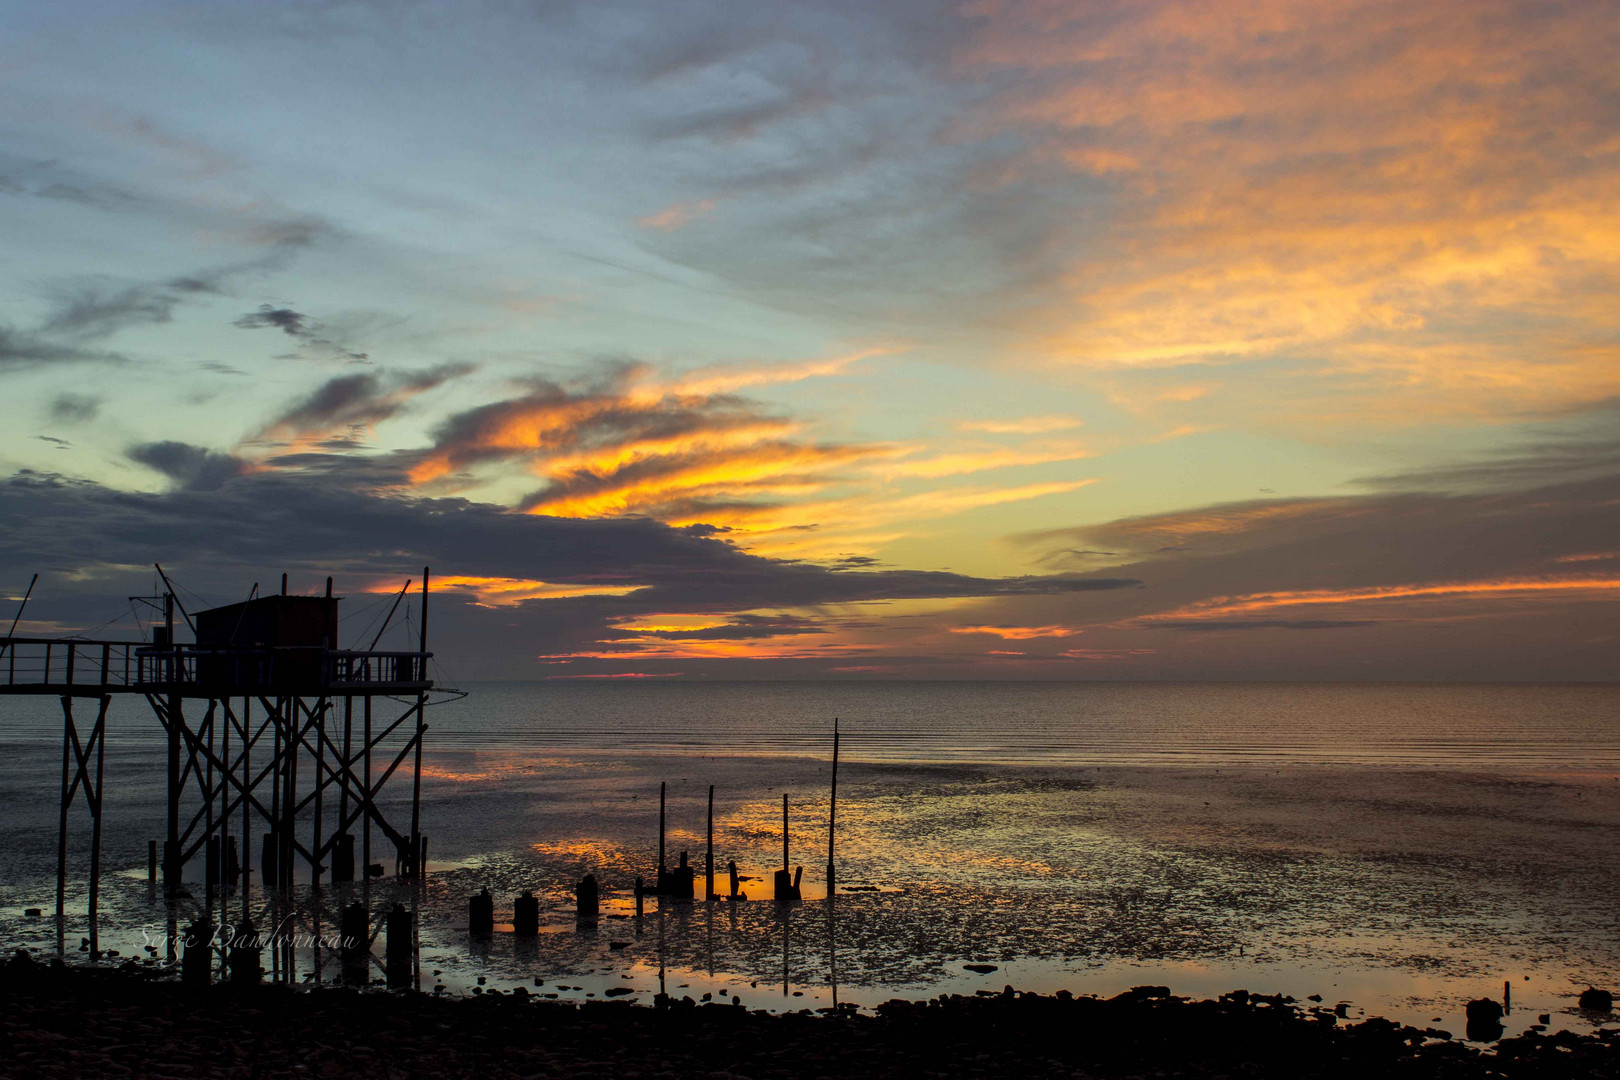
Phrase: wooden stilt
[
  {"left": 88, "top": 695, "right": 107, "bottom": 953},
  {"left": 55, "top": 696, "right": 72, "bottom": 948}
]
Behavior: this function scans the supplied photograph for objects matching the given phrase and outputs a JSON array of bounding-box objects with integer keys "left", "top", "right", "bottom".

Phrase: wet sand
[{"left": 5, "top": 954, "right": 1618, "bottom": 1080}]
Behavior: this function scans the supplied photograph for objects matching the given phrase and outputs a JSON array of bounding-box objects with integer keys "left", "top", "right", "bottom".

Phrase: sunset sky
[{"left": 3, "top": 0, "right": 1618, "bottom": 679}]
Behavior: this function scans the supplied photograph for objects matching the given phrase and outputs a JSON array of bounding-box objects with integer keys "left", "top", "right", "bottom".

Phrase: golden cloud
[{"left": 960, "top": 0, "right": 1620, "bottom": 423}]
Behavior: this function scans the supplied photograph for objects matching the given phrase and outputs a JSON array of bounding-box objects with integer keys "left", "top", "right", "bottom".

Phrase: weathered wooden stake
[
  {"left": 706, "top": 784, "right": 715, "bottom": 900},
  {"left": 827, "top": 717, "right": 839, "bottom": 894}
]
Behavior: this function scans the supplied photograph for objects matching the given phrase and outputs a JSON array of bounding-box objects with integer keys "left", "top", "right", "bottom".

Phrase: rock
[
  {"left": 963, "top": 964, "right": 998, "bottom": 974},
  {"left": 23, "top": 908, "right": 41, "bottom": 917},
  {"left": 609, "top": 941, "right": 630, "bottom": 950},
  {"left": 1579, "top": 987, "right": 1613, "bottom": 1010},
  {"left": 1465, "top": 998, "right": 1504, "bottom": 1043},
  {"left": 603, "top": 987, "right": 635, "bottom": 997}
]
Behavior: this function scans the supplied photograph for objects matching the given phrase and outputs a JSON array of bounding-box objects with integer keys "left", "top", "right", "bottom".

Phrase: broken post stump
[
  {"left": 513, "top": 890, "right": 540, "bottom": 936},
  {"left": 468, "top": 886, "right": 494, "bottom": 935}
]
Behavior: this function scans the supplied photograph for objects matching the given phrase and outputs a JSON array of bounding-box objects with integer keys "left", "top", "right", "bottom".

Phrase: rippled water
[{"left": 2, "top": 681, "right": 1619, "bottom": 1036}]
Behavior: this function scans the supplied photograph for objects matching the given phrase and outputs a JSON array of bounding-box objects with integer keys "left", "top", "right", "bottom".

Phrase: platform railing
[{"left": 0, "top": 637, "right": 431, "bottom": 693}]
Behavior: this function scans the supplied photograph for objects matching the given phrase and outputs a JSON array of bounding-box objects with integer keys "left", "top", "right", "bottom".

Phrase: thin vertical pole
[
  {"left": 242, "top": 697, "right": 251, "bottom": 921},
  {"left": 88, "top": 695, "right": 107, "bottom": 953},
  {"left": 362, "top": 695, "right": 372, "bottom": 902},
  {"left": 410, "top": 567, "right": 428, "bottom": 878},
  {"left": 313, "top": 698, "right": 325, "bottom": 888},
  {"left": 204, "top": 700, "right": 215, "bottom": 901},
  {"left": 827, "top": 717, "right": 839, "bottom": 894},
  {"left": 220, "top": 698, "right": 230, "bottom": 886},
  {"left": 269, "top": 698, "right": 281, "bottom": 890},
  {"left": 658, "top": 781, "right": 667, "bottom": 874},
  {"left": 782, "top": 793, "right": 789, "bottom": 872},
  {"left": 165, "top": 593, "right": 179, "bottom": 890},
  {"left": 340, "top": 696, "right": 352, "bottom": 871},
  {"left": 283, "top": 698, "right": 296, "bottom": 890},
  {"left": 706, "top": 785, "right": 714, "bottom": 901},
  {"left": 55, "top": 696, "right": 73, "bottom": 947}
]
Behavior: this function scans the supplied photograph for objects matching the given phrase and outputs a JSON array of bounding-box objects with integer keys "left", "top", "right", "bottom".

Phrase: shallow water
[{"left": 2, "top": 682, "right": 1619, "bottom": 1038}]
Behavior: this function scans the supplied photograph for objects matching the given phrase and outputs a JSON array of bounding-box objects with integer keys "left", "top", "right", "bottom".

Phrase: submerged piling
[
  {"left": 775, "top": 795, "right": 801, "bottom": 903},
  {"left": 513, "top": 890, "right": 540, "bottom": 936},
  {"left": 468, "top": 886, "right": 494, "bottom": 935},
  {"left": 576, "top": 874, "right": 600, "bottom": 923},
  {"left": 385, "top": 903, "right": 412, "bottom": 988}
]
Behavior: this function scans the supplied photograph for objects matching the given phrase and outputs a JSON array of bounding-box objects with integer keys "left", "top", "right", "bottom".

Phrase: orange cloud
[
  {"left": 950, "top": 624, "right": 1080, "bottom": 639},
  {"left": 957, "top": 415, "right": 1082, "bottom": 435},
  {"left": 879, "top": 442, "right": 1090, "bottom": 480},
  {"left": 1139, "top": 575, "right": 1620, "bottom": 624},
  {"left": 656, "top": 345, "right": 906, "bottom": 398},
  {"left": 374, "top": 575, "right": 646, "bottom": 606},
  {"left": 544, "top": 671, "right": 686, "bottom": 679}
]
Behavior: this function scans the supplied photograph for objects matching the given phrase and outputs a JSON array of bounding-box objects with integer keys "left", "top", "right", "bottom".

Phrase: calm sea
[{"left": 2, "top": 681, "right": 1618, "bottom": 1033}]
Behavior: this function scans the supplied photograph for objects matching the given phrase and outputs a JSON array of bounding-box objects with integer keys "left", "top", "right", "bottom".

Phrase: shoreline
[{"left": 6, "top": 954, "right": 1619, "bottom": 1079}]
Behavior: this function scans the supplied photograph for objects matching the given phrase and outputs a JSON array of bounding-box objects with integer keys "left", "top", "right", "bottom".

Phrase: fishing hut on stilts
[{"left": 0, "top": 565, "right": 442, "bottom": 987}]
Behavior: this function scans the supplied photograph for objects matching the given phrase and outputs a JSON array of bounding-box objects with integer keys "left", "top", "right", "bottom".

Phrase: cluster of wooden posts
[{"left": 466, "top": 721, "right": 843, "bottom": 933}]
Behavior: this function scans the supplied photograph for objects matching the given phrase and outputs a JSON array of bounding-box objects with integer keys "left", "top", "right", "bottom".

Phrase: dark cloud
[
  {"left": 0, "top": 326, "right": 124, "bottom": 371},
  {"left": 233, "top": 303, "right": 369, "bottom": 361},
  {"left": 1352, "top": 416, "right": 1620, "bottom": 492},
  {"left": 0, "top": 467, "right": 1139, "bottom": 675},
  {"left": 257, "top": 364, "right": 474, "bottom": 441},
  {"left": 975, "top": 447, "right": 1620, "bottom": 678},
  {"left": 34, "top": 182, "right": 136, "bottom": 211},
  {"left": 127, "top": 441, "right": 252, "bottom": 492},
  {"left": 40, "top": 281, "right": 187, "bottom": 339},
  {"left": 48, "top": 394, "right": 100, "bottom": 423},
  {"left": 233, "top": 306, "right": 309, "bottom": 336},
  {"left": 35, "top": 436, "right": 71, "bottom": 450}
]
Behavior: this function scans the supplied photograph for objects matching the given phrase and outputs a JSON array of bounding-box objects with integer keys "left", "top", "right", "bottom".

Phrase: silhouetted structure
[{"left": 0, "top": 565, "right": 440, "bottom": 983}]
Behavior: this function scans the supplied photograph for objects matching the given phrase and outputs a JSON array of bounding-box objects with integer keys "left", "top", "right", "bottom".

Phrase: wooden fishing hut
[{"left": 0, "top": 566, "right": 438, "bottom": 957}]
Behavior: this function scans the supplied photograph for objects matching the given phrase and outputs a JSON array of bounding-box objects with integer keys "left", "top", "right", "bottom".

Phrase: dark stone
[
  {"left": 1578, "top": 986, "right": 1613, "bottom": 1010},
  {"left": 963, "top": 964, "right": 998, "bottom": 974},
  {"left": 1465, "top": 998, "right": 1504, "bottom": 1042}
]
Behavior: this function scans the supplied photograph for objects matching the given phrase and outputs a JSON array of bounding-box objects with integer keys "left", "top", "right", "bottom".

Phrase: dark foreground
[{"left": 5, "top": 956, "right": 1619, "bottom": 1079}]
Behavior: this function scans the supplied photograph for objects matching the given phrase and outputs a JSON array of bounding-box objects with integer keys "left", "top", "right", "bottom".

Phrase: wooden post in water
[
  {"left": 55, "top": 696, "right": 72, "bottom": 944},
  {"left": 705, "top": 785, "right": 715, "bottom": 901},
  {"left": 782, "top": 793, "right": 789, "bottom": 874},
  {"left": 827, "top": 717, "right": 839, "bottom": 895},
  {"left": 87, "top": 695, "right": 107, "bottom": 954},
  {"left": 658, "top": 780, "right": 667, "bottom": 877}
]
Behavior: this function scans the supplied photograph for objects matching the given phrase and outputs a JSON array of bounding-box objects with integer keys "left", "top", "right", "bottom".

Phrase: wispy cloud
[
  {"left": 638, "top": 198, "right": 717, "bottom": 232},
  {"left": 957, "top": 415, "right": 1081, "bottom": 435}
]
